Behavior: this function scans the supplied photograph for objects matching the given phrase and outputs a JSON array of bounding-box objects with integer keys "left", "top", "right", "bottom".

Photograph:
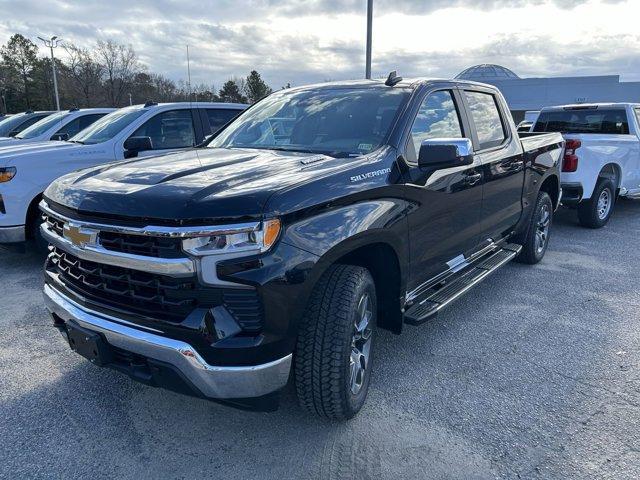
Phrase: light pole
[
  {"left": 365, "top": 0, "right": 373, "bottom": 79},
  {"left": 37, "top": 35, "right": 61, "bottom": 111}
]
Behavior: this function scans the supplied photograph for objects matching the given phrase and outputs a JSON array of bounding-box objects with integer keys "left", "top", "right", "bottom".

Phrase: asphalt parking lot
[{"left": 1, "top": 201, "right": 639, "bottom": 480}]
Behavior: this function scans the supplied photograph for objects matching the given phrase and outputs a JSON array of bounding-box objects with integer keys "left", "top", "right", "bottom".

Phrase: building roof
[{"left": 456, "top": 64, "right": 520, "bottom": 80}]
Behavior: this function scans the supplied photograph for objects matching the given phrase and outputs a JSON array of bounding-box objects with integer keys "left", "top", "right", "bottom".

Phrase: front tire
[
  {"left": 517, "top": 190, "right": 553, "bottom": 264},
  {"left": 577, "top": 177, "right": 616, "bottom": 228},
  {"left": 294, "top": 265, "right": 376, "bottom": 420}
]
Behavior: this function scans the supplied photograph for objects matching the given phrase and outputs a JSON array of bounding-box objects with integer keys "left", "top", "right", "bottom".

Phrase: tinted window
[
  {"left": 409, "top": 90, "right": 462, "bottom": 159},
  {"left": 206, "top": 108, "right": 241, "bottom": 134},
  {"left": 534, "top": 109, "right": 630, "bottom": 134},
  {"left": 72, "top": 107, "right": 147, "bottom": 145},
  {"left": 464, "top": 91, "right": 506, "bottom": 149},
  {"left": 131, "top": 109, "right": 195, "bottom": 150},
  {"left": 0, "top": 113, "right": 51, "bottom": 137},
  {"left": 55, "top": 113, "right": 107, "bottom": 138},
  {"left": 16, "top": 111, "right": 68, "bottom": 139},
  {"left": 210, "top": 88, "right": 409, "bottom": 157}
]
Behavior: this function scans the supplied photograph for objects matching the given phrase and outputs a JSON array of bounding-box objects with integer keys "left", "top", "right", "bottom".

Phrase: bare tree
[
  {"left": 95, "top": 40, "right": 141, "bottom": 107},
  {"left": 63, "top": 43, "right": 103, "bottom": 107}
]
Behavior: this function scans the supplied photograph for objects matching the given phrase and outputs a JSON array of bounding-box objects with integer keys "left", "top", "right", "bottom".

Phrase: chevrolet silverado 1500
[{"left": 41, "top": 76, "right": 563, "bottom": 419}]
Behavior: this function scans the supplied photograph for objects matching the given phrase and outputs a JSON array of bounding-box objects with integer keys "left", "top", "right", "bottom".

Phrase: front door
[{"left": 403, "top": 89, "right": 484, "bottom": 292}]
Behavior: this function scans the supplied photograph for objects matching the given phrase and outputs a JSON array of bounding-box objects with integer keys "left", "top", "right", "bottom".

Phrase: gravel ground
[{"left": 1, "top": 200, "right": 640, "bottom": 480}]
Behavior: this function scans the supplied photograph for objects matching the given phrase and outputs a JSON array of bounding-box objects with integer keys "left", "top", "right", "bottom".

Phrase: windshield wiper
[{"left": 68, "top": 140, "right": 85, "bottom": 144}]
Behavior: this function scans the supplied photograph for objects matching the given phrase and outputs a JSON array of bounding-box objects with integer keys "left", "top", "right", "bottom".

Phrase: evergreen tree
[
  {"left": 218, "top": 79, "right": 247, "bottom": 103},
  {"left": 1, "top": 34, "right": 39, "bottom": 109},
  {"left": 244, "top": 70, "right": 272, "bottom": 103}
]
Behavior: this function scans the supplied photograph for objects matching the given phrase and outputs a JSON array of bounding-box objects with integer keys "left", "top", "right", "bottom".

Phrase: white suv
[
  {"left": 0, "top": 108, "right": 114, "bottom": 147},
  {"left": 0, "top": 101, "right": 246, "bottom": 245},
  {"left": 533, "top": 103, "right": 640, "bottom": 228}
]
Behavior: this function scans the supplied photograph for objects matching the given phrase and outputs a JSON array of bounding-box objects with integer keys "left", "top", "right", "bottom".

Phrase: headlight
[
  {"left": 182, "top": 218, "right": 281, "bottom": 256},
  {"left": 0, "top": 167, "right": 16, "bottom": 183}
]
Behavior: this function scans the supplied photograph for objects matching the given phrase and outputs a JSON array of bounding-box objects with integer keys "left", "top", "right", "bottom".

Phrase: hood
[
  {"left": 0, "top": 140, "right": 79, "bottom": 167},
  {"left": 44, "top": 147, "right": 354, "bottom": 223}
]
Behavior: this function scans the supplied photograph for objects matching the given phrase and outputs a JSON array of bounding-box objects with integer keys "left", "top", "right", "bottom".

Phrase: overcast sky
[{"left": 2, "top": 0, "right": 639, "bottom": 89}]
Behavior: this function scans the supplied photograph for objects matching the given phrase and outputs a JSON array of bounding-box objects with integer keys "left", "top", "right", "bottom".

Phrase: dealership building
[{"left": 456, "top": 64, "right": 640, "bottom": 123}]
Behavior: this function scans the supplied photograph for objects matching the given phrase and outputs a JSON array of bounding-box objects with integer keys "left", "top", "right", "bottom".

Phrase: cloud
[{"left": 1, "top": 0, "right": 638, "bottom": 90}]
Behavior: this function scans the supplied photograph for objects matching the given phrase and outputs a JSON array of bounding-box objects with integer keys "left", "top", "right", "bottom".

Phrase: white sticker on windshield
[{"left": 358, "top": 143, "right": 373, "bottom": 152}]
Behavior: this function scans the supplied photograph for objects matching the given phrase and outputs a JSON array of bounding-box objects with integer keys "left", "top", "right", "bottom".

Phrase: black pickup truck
[{"left": 41, "top": 75, "right": 564, "bottom": 419}]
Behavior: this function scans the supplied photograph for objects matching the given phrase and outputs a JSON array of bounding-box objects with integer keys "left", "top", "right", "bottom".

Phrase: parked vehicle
[
  {"left": 0, "top": 108, "right": 114, "bottom": 147},
  {"left": 0, "top": 102, "right": 246, "bottom": 245},
  {"left": 0, "top": 110, "right": 55, "bottom": 138},
  {"left": 533, "top": 103, "right": 640, "bottom": 227},
  {"left": 41, "top": 76, "right": 563, "bottom": 419},
  {"left": 516, "top": 120, "right": 533, "bottom": 133}
]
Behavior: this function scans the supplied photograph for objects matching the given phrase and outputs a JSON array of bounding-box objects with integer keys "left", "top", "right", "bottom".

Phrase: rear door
[
  {"left": 402, "top": 87, "right": 485, "bottom": 289},
  {"left": 460, "top": 87, "right": 525, "bottom": 245},
  {"left": 200, "top": 107, "right": 243, "bottom": 137}
]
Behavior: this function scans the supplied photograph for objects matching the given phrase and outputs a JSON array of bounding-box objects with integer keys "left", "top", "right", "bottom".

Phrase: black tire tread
[
  {"left": 577, "top": 177, "right": 616, "bottom": 229},
  {"left": 516, "top": 191, "right": 552, "bottom": 265},
  {"left": 294, "top": 264, "right": 371, "bottom": 420}
]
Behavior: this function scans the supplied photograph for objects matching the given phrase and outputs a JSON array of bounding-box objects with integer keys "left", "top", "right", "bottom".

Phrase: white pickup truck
[
  {"left": 0, "top": 101, "right": 246, "bottom": 246},
  {"left": 532, "top": 103, "right": 640, "bottom": 228},
  {"left": 0, "top": 108, "right": 114, "bottom": 147}
]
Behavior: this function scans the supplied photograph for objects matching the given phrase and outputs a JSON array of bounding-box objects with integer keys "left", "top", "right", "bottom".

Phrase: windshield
[
  {"left": 0, "top": 114, "right": 29, "bottom": 137},
  {"left": 209, "top": 87, "right": 410, "bottom": 157},
  {"left": 534, "top": 109, "right": 630, "bottom": 134},
  {"left": 71, "top": 107, "right": 146, "bottom": 145},
  {"left": 15, "top": 111, "right": 69, "bottom": 139}
]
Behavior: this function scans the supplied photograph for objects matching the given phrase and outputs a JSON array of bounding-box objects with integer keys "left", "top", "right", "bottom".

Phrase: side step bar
[{"left": 403, "top": 243, "right": 522, "bottom": 326}]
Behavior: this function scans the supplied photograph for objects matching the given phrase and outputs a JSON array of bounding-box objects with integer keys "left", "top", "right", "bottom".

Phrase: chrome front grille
[{"left": 40, "top": 201, "right": 265, "bottom": 333}]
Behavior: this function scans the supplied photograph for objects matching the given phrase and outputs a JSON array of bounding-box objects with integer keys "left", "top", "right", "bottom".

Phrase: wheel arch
[
  {"left": 309, "top": 236, "right": 406, "bottom": 335},
  {"left": 25, "top": 192, "right": 44, "bottom": 239},
  {"left": 539, "top": 173, "right": 561, "bottom": 209},
  {"left": 599, "top": 163, "right": 622, "bottom": 191}
]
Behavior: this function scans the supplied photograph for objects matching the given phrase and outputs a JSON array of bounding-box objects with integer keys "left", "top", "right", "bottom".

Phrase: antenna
[
  {"left": 385, "top": 71, "right": 403, "bottom": 86},
  {"left": 186, "top": 45, "right": 193, "bottom": 104}
]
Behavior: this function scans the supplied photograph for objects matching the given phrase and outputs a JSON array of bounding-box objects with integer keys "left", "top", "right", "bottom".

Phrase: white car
[
  {"left": 0, "top": 108, "right": 114, "bottom": 147},
  {"left": 0, "top": 101, "right": 246, "bottom": 245},
  {"left": 532, "top": 103, "right": 640, "bottom": 228}
]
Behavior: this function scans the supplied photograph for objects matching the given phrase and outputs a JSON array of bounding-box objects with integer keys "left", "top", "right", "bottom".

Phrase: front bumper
[
  {"left": 0, "top": 224, "right": 25, "bottom": 243},
  {"left": 44, "top": 283, "right": 292, "bottom": 400}
]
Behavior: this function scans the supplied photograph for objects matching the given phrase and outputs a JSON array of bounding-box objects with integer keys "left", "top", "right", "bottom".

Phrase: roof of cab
[
  {"left": 281, "top": 77, "right": 499, "bottom": 93},
  {"left": 133, "top": 102, "right": 247, "bottom": 109}
]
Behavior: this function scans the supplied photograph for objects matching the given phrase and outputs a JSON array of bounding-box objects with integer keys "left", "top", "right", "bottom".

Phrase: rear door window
[
  {"left": 463, "top": 91, "right": 507, "bottom": 150},
  {"left": 205, "top": 108, "right": 241, "bottom": 134},
  {"left": 534, "top": 109, "right": 630, "bottom": 134},
  {"left": 130, "top": 109, "right": 196, "bottom": 150},
  {"left": 55, "top": 114, "right": 107, "bottom": 138}
]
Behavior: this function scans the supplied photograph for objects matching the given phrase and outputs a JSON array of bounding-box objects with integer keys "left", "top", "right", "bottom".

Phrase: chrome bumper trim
[
  {"left": 44, "top": 284, "right": 292, "bottom": 399},
  {"left": 40, "top": 222, "right": 196, "bottom": 277},
  {"left": 40, "top": 200, "right": 260, "bottom": 238},
  {"left": 0, "top": 224, "right": 26, "bottom": 243}
]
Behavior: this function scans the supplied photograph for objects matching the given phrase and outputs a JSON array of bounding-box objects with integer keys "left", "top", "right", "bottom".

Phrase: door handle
[{"left": 464, "top": 173, "right": 482, "bottom": 185}]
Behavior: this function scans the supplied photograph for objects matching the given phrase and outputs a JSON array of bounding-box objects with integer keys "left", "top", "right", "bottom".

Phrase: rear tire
[
  {"left": 516, "top": 191, "right": 553, "bottom": 265},
  {"left": 294, "top": 264, "right": 376, "bottom": 420},
  {"left": 577, "top": 177, "right": 616, "bottom": 228}
]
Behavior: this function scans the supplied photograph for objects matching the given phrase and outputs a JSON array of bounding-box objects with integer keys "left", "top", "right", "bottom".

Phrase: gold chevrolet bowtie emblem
[{"left": 63, "top": 223, "right": 98, "bottom": 248}]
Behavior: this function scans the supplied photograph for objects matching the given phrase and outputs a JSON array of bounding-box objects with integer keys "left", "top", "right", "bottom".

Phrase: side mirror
[
  {"left": 418, "top": 138, "right": 473, "bottom": 170},
  {"left": 50, "top": 132, "right": 69, "bottom": 141},
  {"left": 123, "top": 136, "right": 153, "bottom": 158}
]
